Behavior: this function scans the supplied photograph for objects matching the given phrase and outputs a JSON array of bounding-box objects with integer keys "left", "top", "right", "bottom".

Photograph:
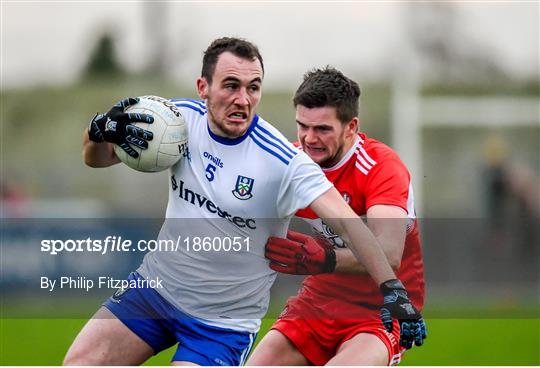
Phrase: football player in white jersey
[{"left": 65, "top": 37, "right": 421, "bottom": 366}]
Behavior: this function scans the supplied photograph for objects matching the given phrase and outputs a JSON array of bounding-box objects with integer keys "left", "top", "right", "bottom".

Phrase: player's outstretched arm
[
  {"left": 308, "top": 187, "right": 395, "bottom": 284},
  {"left": 265, "top": 205, "right": 406, "bottom": 274},
  {"left": 83, "top": 97, "right": 154, "bottom": 167},
  {"left": 333, "top": 205, "right": 407, "bottom": 273},
  {"left": 308, "top": 187, "right": 427, "bottom": 348}
]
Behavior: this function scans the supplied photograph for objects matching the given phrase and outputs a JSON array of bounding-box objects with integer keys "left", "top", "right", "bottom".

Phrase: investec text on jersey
[{"left": 171, "top": 175, "right": 256, "bottom": 230}]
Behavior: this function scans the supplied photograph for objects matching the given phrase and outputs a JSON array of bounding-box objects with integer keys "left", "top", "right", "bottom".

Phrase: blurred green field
[{"left": 1, "top": 317, "right": 538, "bottom": 365}]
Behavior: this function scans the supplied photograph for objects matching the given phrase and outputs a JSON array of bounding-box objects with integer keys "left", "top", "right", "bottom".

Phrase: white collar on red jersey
[{"left": 322, "top": 135, "right": 362, "bottom": 172}]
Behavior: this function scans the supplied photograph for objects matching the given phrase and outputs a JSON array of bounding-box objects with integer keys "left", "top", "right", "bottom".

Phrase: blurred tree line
[{"left": 84, "top": 34, "right": 125, "bottom": 79}]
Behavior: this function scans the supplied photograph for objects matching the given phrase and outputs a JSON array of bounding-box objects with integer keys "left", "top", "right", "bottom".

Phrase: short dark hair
[
  {"left": 201, "top": 37, "right": 264, "bottom": 84},
  {"left": 293, "top": 66, "right": 361, "bottom": 123}
]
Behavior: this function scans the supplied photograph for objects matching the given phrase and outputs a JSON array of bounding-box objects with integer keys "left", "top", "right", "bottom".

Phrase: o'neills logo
[{"left": 171, "top": 175, "right": 256, "bottom": 230}]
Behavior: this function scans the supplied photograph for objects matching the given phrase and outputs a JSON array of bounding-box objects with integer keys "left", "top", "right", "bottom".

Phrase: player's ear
[
  {"left": 196, "top": 77, "right": 209, "bottom": 99},
  {"left": 346, "top": 117, "right": 359, "bottom": 135}
]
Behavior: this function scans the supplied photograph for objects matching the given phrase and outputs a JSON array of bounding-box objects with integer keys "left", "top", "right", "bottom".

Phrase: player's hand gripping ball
[
  {"left": 380, "top": 279, "right": 427, "bottom": 349},
  {"left": 89, "top": 96, "right": 188, "bottom": 172},
  {"left": 89, "top": 97, "right": 154, "bottom": 157}
]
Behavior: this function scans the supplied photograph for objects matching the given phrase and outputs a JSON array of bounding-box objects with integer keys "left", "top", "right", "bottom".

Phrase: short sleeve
[
  {"left": 364, "top": 158, "right": 411, "bottom": 213},
  {"left": 277, "top": 151, "right": 333, "bottom": 218}
]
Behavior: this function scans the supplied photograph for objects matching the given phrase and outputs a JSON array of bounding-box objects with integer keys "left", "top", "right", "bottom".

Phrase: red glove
[{"left": 265, "top": 230, "right": 336, "bottom": 275}]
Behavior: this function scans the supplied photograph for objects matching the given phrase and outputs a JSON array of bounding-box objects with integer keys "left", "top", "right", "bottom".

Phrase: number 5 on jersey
[{"left": 205, "top": 163, "right": 217, "bottom": 182}]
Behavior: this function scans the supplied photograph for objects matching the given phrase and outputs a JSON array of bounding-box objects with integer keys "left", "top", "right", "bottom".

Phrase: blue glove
[
  {"left": 89, "top": 97, "right": 154, "bottom": 158},
  {"left": 380, "top": 279, "right": 427, "bottom": 349}
]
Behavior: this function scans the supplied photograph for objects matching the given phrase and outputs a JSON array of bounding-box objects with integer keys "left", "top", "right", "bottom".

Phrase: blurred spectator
[{"left": 482, "top": 133, "right": 539, "bottom": 262}]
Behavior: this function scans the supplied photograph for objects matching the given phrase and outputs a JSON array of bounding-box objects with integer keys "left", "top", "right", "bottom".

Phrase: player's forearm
[
  {"left": 82, "top": 129, "right": 120, "bottom": 168},
  {"left": 329, "top": 217, "right": 396, "bottom": 284},
  {"left": 334, "top": 248, "right": 364, "bottom": 273},
  {"left": 309, "top": 189, "right": 397, "bottom": 284},
  {"left": 334, "top": 239, "right": 401, "bottom": 274}
]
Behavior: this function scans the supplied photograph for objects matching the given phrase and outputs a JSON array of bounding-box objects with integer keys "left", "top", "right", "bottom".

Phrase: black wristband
[{"left": 323, "top": 249, "right": 337, "bottom": 273}]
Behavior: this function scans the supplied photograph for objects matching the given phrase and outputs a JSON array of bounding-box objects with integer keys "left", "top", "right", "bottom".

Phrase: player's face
[
  {"left": 197, "top": 52, "right": 263, "bottom": 138},
  {"left": 296, "top": 105, "right": 358, "bottom": 168}
]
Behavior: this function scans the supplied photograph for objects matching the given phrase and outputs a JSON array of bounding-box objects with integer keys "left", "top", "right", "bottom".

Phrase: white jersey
[{"left": 137, "top": 98, "right": 332, "bottom": 332}]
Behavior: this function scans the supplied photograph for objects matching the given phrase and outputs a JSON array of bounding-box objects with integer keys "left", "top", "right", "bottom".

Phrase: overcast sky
[{"left": 2, "top": 1, "right": 538, "bottom": 88}]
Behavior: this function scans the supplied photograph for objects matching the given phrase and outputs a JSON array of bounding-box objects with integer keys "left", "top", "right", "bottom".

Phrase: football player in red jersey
[{"left": 247, "top": 67, "right": 426, "bottom": 366}]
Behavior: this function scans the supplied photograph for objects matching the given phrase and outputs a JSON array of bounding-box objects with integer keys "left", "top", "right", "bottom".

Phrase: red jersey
[{"left": 295, "top": 132, "right": 425, "bottom": 318}]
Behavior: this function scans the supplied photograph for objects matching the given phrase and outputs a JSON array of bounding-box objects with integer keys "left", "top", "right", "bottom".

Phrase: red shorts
[{"left": 271, "top": 296, "right": 405, "bottom": 366}]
